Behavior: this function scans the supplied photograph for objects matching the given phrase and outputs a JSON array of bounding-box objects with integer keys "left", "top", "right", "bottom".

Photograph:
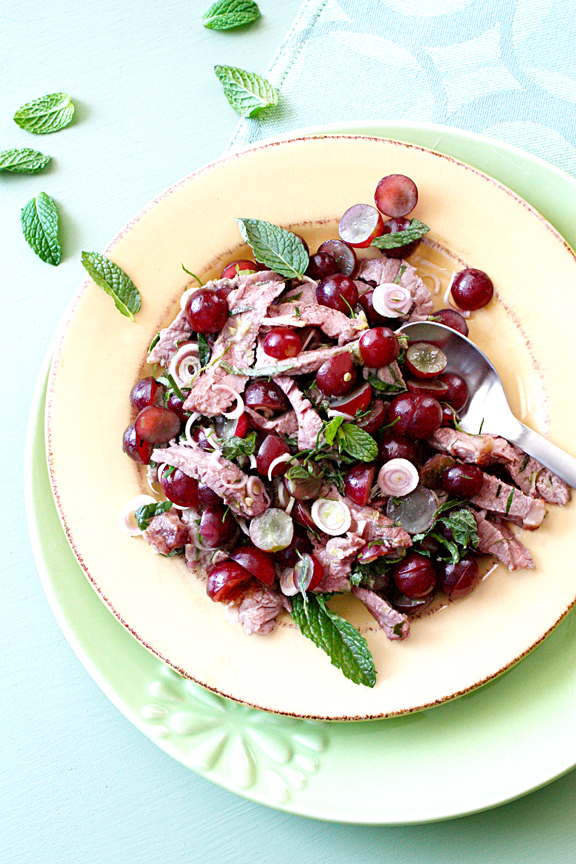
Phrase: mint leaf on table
[
  {"left": 214, "top": 65, "right": 278, "bottom": 117},
  {"left": 236, "top": 218, "right": 309, "bottom": 278},
  {"left": 371, "top": 219, "right": 430, "bottom": 250},
  {"left": 21, "top": 192, "right": 61, "bottom": 265},
  {"left": 336, "top": 423, "right": 378, "bottom": 462},
  {"left": 134, "top": 500, "right": 172, "bottom": 531},
  {"left": 0, "top": 148, "right": 50, "bottom": 174},
  {"left": 81, "top": 251, "right": 141, "bottom": 321},
  {"left": 14, "top": 92, "right": 74, "bottom": 134},
  {"left": 203, "top": 0, "right": 260, "bottom": 29},
  {"left": 290, "top": 593, "right": 376, "bottom": 687}
]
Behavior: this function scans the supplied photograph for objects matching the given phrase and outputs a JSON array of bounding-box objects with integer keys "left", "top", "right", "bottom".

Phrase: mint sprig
[
  {"left": 81, "top": 251, "right": 141, "bottom": 321},
  {"left": 203, "top": 0, "right": 260, "bottom": 29},
  {"left": 337, "top": 423, "right": 378, "bottom": 462},
  {"left": 290, "top": 594, "right": 376, "bottom": 687},
  {"left": 236, "top": 217, "right": 309, "bottom": 278},
  {"left": 134, "top": 500, "right": 173, "bottom": 531},
  {"left": 0, "top": 148, "right": 50, "bottom": 174},
  {"left": 21, "top": 192, "right": 61, "bottom": 265},
  {"left": 214, "top": 65, "right": 278, "bottom": 117},
  {"left": 371, "top": 219, "right": 430, "bottom": 250},
  {"left": 14, "top": 92, "right": 74, "bottom": 134}
]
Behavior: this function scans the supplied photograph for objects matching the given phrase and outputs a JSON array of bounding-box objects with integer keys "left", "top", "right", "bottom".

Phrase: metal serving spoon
[{"left": 399, "top": 320, "right": 576, "bottom": 488}]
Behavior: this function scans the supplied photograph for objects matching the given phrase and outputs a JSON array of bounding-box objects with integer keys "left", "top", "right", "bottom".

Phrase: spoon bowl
[{"left": 400, "top": 320, "right": 576, "bottom": 488}]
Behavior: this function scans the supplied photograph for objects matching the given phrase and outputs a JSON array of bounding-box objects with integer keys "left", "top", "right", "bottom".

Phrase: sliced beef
[
  {"left": 472, "top": 510, "right": 535, "bottom": 571},
  {"left": 310, "top": 533, "right": 366, "bottom": 592},
  {"left": 274, "top": 376, "right": 323, "bottom": 450},
  {"left": 351, "top": 585, "right": 410, "bottom": 641},
  {"left": 428, "top": 429, "right": 517, "bottom": 465},
  {"left": 143, "top": 509, "right": 189, "bottom": 555},
  {"left": 271, "top": 303, "right": 369, "bottom": 345},
  {"left": 245, "top": 406, "right": 298, "bottom": 436},
  {"left": 236, "top": 583, "right": 287, "bottom": 635},
  {"left": 470, "top": 474, "right": 546, "bottom": 529},
  {"left": 147, "top": 308, "right": 192, "bottom": 366},
  {"left": 357, "top": 257, "right": 433, "bottom": 320},
  {"left": 151, "top": 443, "right": 269, "bottom": 517},
  {"left": 506, "top": 447, "right": 571, "bottom": 505},
  {"left": 184, "top": 272, "right": 285, "bottom": 416},
  {"left": 254, "top": 338, "right": 358, "bottom": 377},
  {"left": 345, "top": 497, "right": 412, "bottom": 553}
]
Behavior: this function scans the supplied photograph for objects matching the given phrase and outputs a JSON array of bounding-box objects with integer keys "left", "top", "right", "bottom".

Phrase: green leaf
[
  {"left": 290, "top": 593, "right": 376, "bottom": 687},
  {"left": 203, "top": 0, "right": 260, "bottom": 29},
  {"left": 235, "top": 217, "right": 309, "bottom": 278},
  {"left": 134, "top": 500, "right": 173, "bottom": 531},
  {"left": 0, "top": 148, "right": 50, "bottom": 173},
  {"left": 371, "top": 219, "right": 430, "bottom": 250},
  {"left": 197, "top": 333, "right": 211, "bottom": 368},
  {"left": 221, "top": 431, "right": 257, "bottom": 461},
  {"left": 323, "top": 415, "right": 344, "bottom": 446},
  {"left": 81, "top": 251, "right": 141, "bottom": 321},
  {"left": 21, "top": 192, "right": 61, "bottom": 265},
  {"left": 214, "top": 65, "right": 278, "bottom": 117},
  {"left": 14, "top": 92, "right": 74, "bottom": 134},
  {"left": 220, "top": 359, "right": 295, "bottom": 377},
  {"left": 337, "top": 423, "right": 378, "bottom": 462}
]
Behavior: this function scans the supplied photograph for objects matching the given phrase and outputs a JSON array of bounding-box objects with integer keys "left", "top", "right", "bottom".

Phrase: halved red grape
[
  {"left": 167, "top": 391, "right": 191, "bottom": 423},
  {"left": 344, "top": 463, "right": 376, "bottom": 506},
  {"left": 159, "top": 466, "right": 199, "bottom": 507},
  {"left": 442, "top": 464, "right": 484, "bottom": 498},
  {"left": 134, "top": 405, "right": 181, "bottom": 444},
  {"left": 130, "top": 376, "right": 166, "bottom": 412},
  {"left": 230, "top": 544, "right": 276, "bottom": 586},
  {"left": 215, "top": 411, "right": 249, "bottom": 440},
  {"left": 439, "top": 556, "right": 480, "bottom": 599},
  {"left": 330, "top": 381, "right": 372, "bottom": 415},
  {"left": 184, "top": 288, "right": 228, "bottom": 334},
  {"left": 451, "top": 268, "right": 494, "bottom": 311},
  {"left": 438, "top": 371, "right": 469, "bottom": 411},
  {"left": 317, "top": 240, "right": 358, "bottom": 277},
  {"left": 245, "top": 380, "right": 289, "bottom": 414},
  {"left": 200, "top": 504, "right": 237, "bottom": 548},
  {"left": 388, "top": 392, "right": 443, "bottom": 439},
  {"left": 262, "top": 328, "right": 302, "bottom": 360},
  {"left": 198, "top": 483, "right": 222, "bottom": 506},
  {"left": 291, "top": 500, "right": 316, "bottom": 531},
  {"left": 359, "top": 327, "right": 400, "bottom": 367},
  {"left": 419, "top": 454, "right": 456, "bottom": 488},
  {"left": 293, "top": 555, "right": 323, "bottom": 592},
  {"left": 190, "top": 426, "right": 215, "bottom": 451},
  {"left": 122, "top": 424, "right": 153, "bottom": 464},
  {"left": 221, "top": 259, "right": 257, "bottom": 279},
  {"left": 206, "top": 561, "right": 253, "bottom": 602},
  {"left": 374, "top": 174, "right": 418, "bottom": 217},
  {"left": 405, "top": 341, "right": 447, "bottom": 379},
  {"left": 339, "top": 203, "right": 384, "bottom": 248},
  {"left": 406, "top": 378, "right": 449, "bottom": 399},
  {"left": 316, "top": 352, "right": 357, "bottom": 396},
  {"left": 283, "top": 467, "right": 325, "bottom": 501},
  {"left": 429, "top": 308, "right": 469, "bottom": 336},
  {"left": 316, "top": 274, "right": 359, "bottom": 315},
  {"left": 256, "top": 434, "right": 291, "bottom": 478},
  {"left": 387, "top": 585, "right": 434, "bottom": 616},
  {"left": 357, "top": 399, "right": 388, "bottom": 434},
  {"left": 378, "top": 217, "right": 421, "bottom": 259},
  {"left": 393, "top": 552, "right": 437, "bottom": 599},
  {"left": 305, "top": 251, "right": 339, "bottom": 280},
  {"left": 274, "top": 526, "right": 313, "bottom": 567}
]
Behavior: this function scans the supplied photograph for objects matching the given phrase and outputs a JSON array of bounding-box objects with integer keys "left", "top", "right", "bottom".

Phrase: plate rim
[{"left": 28, "top": 120, "right": 576, "bottom": 823}]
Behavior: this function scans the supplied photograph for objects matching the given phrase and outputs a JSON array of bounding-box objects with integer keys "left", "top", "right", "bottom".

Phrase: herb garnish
[
  {"left": 236, "top": 217, "right": 309, "bottom": 278},
  {"left": 412, "top": 504, "right": 479, "bottom": 565},
  {"left": 14, "top": 92, "right": 74, "bottom": 134},
  {"left": 134, "top": 500, "right": 173, "bottom": 531},
  {"left": 371, "top": 219, "right": 430, "bottom": 250},
  {"left": 81, "top": 251, "right": 141, "bottom": 321},
  {"left": 203, "top": 0, "right": 260, "bottom": 29},
  {"left": 214, "top": 66, "right": 278, "bottom": 117},
  {"left": 21, "top": 192, "right": 62, "bottom": 265},
  {"left": 197, "top": 333, "right": 211, "bottom": 368},
  {"left": 0, "top": 148, "right": 50, "bottom": 174},
  {"left": 221, "top": 431, "right": 257, "bottom": 462}
]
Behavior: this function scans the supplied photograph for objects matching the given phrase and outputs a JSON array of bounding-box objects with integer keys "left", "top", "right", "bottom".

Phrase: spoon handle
[{"left": 511, "top": 422, "right": 576, "bottom": 489}]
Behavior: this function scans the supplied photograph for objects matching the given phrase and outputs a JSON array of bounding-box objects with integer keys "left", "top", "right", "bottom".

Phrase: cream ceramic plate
[{"left": 46, "top": 135, "right": 576, "bottom": 720}]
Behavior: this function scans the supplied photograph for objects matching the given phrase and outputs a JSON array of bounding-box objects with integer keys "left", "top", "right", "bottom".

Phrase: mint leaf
[
  {"left": 214, "top": 65, "right": 278, "bottom": 117},
  {"left": 21, "top": 192, "right": 61, "bottom": 265},
  {"left": 366, "top": 371, "right": 406, "bottom": 394},
  {"left": 0, "top": 148, "right": 50, "bottom": 174},
  {"left": 337, "top": 423, "right": 378, "bottom": 462},
  {"left": 203, "top": 0, "right": 260, "bottom": 29},
  {"left": 236, "top": 218, "right": 309, "bottom": 278},
  {"left": 197, "top": 333, "right": 211, "bottom": 368},
  {"left": 221, "top": 431, "right": 257, "bottom": 461},
  {"left": 290, "top": 593, "right": 376, "bottom": 687},
  {"left": 323, "top": 415, "right": 344, "bottom": 446},
  {"left": 14, "top": 92, "right": 74, "bottom": 134},
  {"left": 135, "top": 500, "right": 172, "bottom": 531},
  {"left": 220, "top": 359, "right": 295, "bottom": 377},
  {"left": 81, "top": 251, "right": 141, "bottom": 321},
  {"left": 371, "top": 219, "right": 430, "bottom": 250}
]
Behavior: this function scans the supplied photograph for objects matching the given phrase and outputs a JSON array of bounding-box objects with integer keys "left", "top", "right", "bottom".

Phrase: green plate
[{"left": 26, "top": 122, "right": 576, "bottom": 825}]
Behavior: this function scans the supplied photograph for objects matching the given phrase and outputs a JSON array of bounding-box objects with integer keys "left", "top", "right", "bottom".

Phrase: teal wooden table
[{"left": 4, "top": 1, "right": 576, "bottom": 861}]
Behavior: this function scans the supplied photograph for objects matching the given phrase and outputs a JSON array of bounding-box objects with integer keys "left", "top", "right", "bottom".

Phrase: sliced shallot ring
[
  {"left": 180, "top": 286, "right": 199, "bottom": 310},
  {"left": 212, "top": 384, "right": 245, "bottom": 419},
  {"left": 279, "top": 567, "right": 298, "bottom": 597},
  {"left": 183, "top": 412, "right": 201, "bottom": 441},
  {"left": 311, "top": 498, "right": 351, "bottom": 536},
  {"left": 378, "top": 458, "right": 419, "bottom": 497},
  {"left": 169, "top": 342, "right": 201, "bottom": 387},
  {"left": 267, "top": 453, "right": 292, "bottom": 481},
  {"left": 246, "top": 475, "right": 264, "bottom": 500},
  {"left": 237, "top": 517, "right": 251, "bottom": 536},
  {"left": 372, "top": 283, "right": 412, "bottom": 318},
  {"left": 326, "top": 409, "right": 355, "bottom": 421},
  {"left": 119, "top": 494, "right": 159, "bottom": 536}
]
